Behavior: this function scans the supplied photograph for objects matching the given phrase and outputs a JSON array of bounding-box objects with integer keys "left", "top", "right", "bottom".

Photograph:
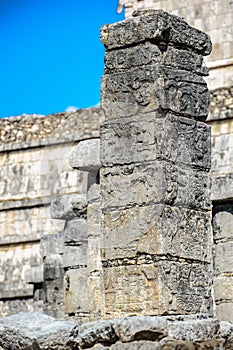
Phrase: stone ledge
[
  {"left": 0, "top": 107, "right": 104, "bottom": 152},
  {"left": 101, "top": 10, "right": 212, "bottom": 55}
]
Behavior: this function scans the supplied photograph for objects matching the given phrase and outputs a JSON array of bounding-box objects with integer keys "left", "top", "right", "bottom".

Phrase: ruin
[{"left": 0, "top": 3, "right": 233, "bottom": 350}]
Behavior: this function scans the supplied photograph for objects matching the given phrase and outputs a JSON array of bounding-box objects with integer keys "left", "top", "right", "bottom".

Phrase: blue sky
[{"left": 0, "top": 0, "right": 124, "bottom": 118}]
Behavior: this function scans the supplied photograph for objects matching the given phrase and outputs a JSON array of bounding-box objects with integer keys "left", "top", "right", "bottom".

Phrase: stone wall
[{"left": 0, "top": 108, "right": 104, "bottom": 316}]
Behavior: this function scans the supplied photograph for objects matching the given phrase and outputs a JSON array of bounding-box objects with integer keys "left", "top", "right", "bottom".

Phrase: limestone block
[
  {"left": 214, "top": 276, "right": 233, "bottom": 302},
  {"left": 101, "top": 162, "right": 210, "bottom": 211},
  {"left": 64, "top": 268, "right": 89, "bottom": 314},
  {"left": 0, "top": 242, "right": 41, "bottom": 299},
  {"left": 0, "top": 311, "right": 76, "bottom": 350},
  {"left": 88, "top": 237, "right": 102, "bottom": 273},
  {"left": 44, "top": 278, "right": 64, "bottom": 305},
  {"left": 101, "top": 66, "right": 209, "bottom": 120},
  {"left": 40, "top": 232, "right": 64, "bottom": 257},
  {"left": 214, "top": 242, "right": 233, "bottom": 275},
  {"left": 69, "top": 139, "right": 100, "bottom": 171},
  {"left": 87, "top": 202, "right": 102, "bottom": 237},
  {"left": 63, "top": 244, "right": 87, "bottom": 268},
  {"left": 87, "top": 274, "right": 104, "bottom": 316},
  {"left": 50, "top": 194, "right": 87, "bottom": 220},
  {"left": 216, "top": 303, "right": 233, "bottom": 323},
  {"left": 101, "top": 113, "right": 211, "bottom": 169},
  {"left": 167, "top": 318, "right": 220, "bottom": 341},
  {"left": 103, "top": 261, "right": 212, "bottom": 317},
  {"left": 100, "top": 10, "right": 212, "bottom": 55},
  {"left": 212, "top": 206, "right": 233, "bottom": 241},
  {"left": 0, "top": 206, "right": 64, "bottom": 245},
  {"left": 87, "top": 183, "right": 100, "bottom": 204},
  {"left": 43, "top": 254, "right": 63, "bottom": 280},
  {"left": 102, "top": 205, "right": 211, "bottom": 262},
  {"left": 105, "top": 42, "right": 208, "bottom": 76},
  {"left": 63, "top": 218, "right": 88, "bottom": 244},
  {"left": 0, "top": 298, "right": 38, "bottom": 317},
  {"left": 211, "top": 175, "right": 233, "bottom": 201},
  {"left": 25, "top": 265, "right": 44, "bottom": 284}
]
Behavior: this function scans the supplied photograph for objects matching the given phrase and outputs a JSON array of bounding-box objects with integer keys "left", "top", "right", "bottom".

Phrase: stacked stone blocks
[{"left": 100, "top": 10, "right": 213, "bottom": 318}]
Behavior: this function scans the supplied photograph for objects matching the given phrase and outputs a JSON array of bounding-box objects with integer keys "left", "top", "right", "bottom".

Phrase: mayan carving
[{"left": 100, "top": 9, "right": 213, "bottom": 318}]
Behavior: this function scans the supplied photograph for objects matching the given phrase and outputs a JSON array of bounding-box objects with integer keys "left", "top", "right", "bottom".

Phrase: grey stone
[
  {"left": 40, "top": 232, "right": 64, "bottom": 257},
  {"left": 100, "top": 10, "right": 212, "bottom": 55},
  {"left": 0, "top": 311, "right": 76, "bottom": 350},
  {"left": 69, "top": 138, "right": 101, "bottom": 171},
  {"left": 214, "top": 241, "right": 233, "bottom": 275},
  {"left": 64, "top": 268, "right": 89, "bottom": 314},
  {"left": 50, "top": 194, "right": 87, "bottom": 220},
  {"left": 25, "top": 265, "right": 44, "bottom": 284},
  {"left": 63, "top": 244, "right": 88, "bottom": 268},
  {"left": 104, "top": 42, "right": 208, "bottom": 76},
  {"left": 212, "top": 206, "right": 233, "bottom": 242},
  {"left": 113, "top": 316, "right": 168, "bottom": 342},
  {"left": 64, "top": 218, "right": 88, "bottom": 244},
  {"left": 87, "top": 183, "right": 100, "bottom": 204},
  {"left": 101, "top": 66, "right": 209, "bottom": 121},
  {"left": 167, "top": 318, "right": 220, "bottom": 341},
  {"left": 101, "top": 113, "right": 211, "bottom": 169},
  {"left": 101, "top": 162, "right": 211, "bottom": 211},
  {"left": 103, "top": 262, "right": 212, "bottom": 317},
  {"left": 103, "top": 205, "right": 212, "bottom": 262},
  {"left": 211, "top": 175, "right": 233, "bottom": 201},
  {"left": 43, "top": 254, "right": 63, "bottom": 280},
  {"left": 75, "top": 319, "right": 117, "bottom": 349}
]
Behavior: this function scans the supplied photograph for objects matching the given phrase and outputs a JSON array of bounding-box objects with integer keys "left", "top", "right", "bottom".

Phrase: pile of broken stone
[{"left": 0, "top": 312, "right": 233, "bottom": 349}]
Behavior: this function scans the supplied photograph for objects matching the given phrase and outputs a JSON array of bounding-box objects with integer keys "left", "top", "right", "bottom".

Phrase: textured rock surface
[
  {"left": 0, "top": 312, "right": 76, "bottom": 350},
  {"left": 69, "top": 139, "right": 101, "bottom": 171},
  {"left": 101, "top": 9, "right": 212, "bottom": 54},
  {"left": 100, "top": 10, "right": 212, "bottom": 318}
]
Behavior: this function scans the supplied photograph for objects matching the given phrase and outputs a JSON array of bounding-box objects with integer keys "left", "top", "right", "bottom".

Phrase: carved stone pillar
[{"left": 100, "top": 10, "right": 213, "bottom": 318}]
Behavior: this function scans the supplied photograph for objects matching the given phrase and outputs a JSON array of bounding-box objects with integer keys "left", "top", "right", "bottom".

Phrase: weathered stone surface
[
  {"left": 0, "top": 107, "right": 104, "bottom": 151},
  {"left": 87, "top": 203, "right": 101, "bottom": 237},
  {"left": 69, "top": 139, "right": 101, "bottom": 171},
  {"left": 102, "top": 205, "right": 211, "bottom": 262},
  {"left": 87, "top": 183, "right": 100, "bottom": 204},
  {"left": 167, "top": 318, "right": 219, "bottom": 341},
  {"left": 75, "top": 319, "right": 117, "bottom": 348},
  {"left": 216, "top": 303, "right": 233, "bottom": 324},
  {"left": 214, "top": 276, "right": 233, "bottom": 301},
  {"left": 43, "top": 254, "right": 63, "bottom": 280},
  {"left": 64, "top": 218, "right": 88, "bottom": 244},
  {"left": 104, "top": 42, "right": 208, "bottom": 76},
  {"left": 0, "top": 312, "right": 76, "bottom": 350},
  {"left": 0, "top": 242, "right": 41, "bottom": 299},
  {"left": 101, "top": 113, "right": 211, "bottom": 169},
  {"left": 40, "top": 232, "right": 64, "bottom": 257},
  {"left": 103, "top": 262, "right": 212, "bottom": 317},
  {"left": 100, "top": 10, "right": 212, "bottom": 55},
  {"left": 63, "top": 244, "right": 88, "bottom": 268},
  {"left": 101, "top": 162, "right": 210, "bottom": 211},
  {"left": 101, "top": 66, "right": 209, "bottom": 120},
  {"left": 211, "top": 175, "right": 233, "bottom": 202},
  {"left": 0, "top": 206, "right": 64, "bottom": 245},
  {"left": 50, "top": 194, "right": 87, "bottom": 220},
  {"left": 64, "top": 268, "right": 89, "bottom": 315},
  {"left": 212, "top": 205, "right": 233, "bottom": 242},
  {"left": 214, "top": 241, "right": 233, "bottom": 275},
  {"left": 113, "top": 316, "right": 168, "bottom": 342},
  {"left": 25, "top": 265, "right": 44, "bottom": 284}
]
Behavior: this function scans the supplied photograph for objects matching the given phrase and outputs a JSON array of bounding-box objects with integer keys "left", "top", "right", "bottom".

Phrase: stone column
[{"left": 100, "top": 10, "right": 213, "bottom": 318}]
